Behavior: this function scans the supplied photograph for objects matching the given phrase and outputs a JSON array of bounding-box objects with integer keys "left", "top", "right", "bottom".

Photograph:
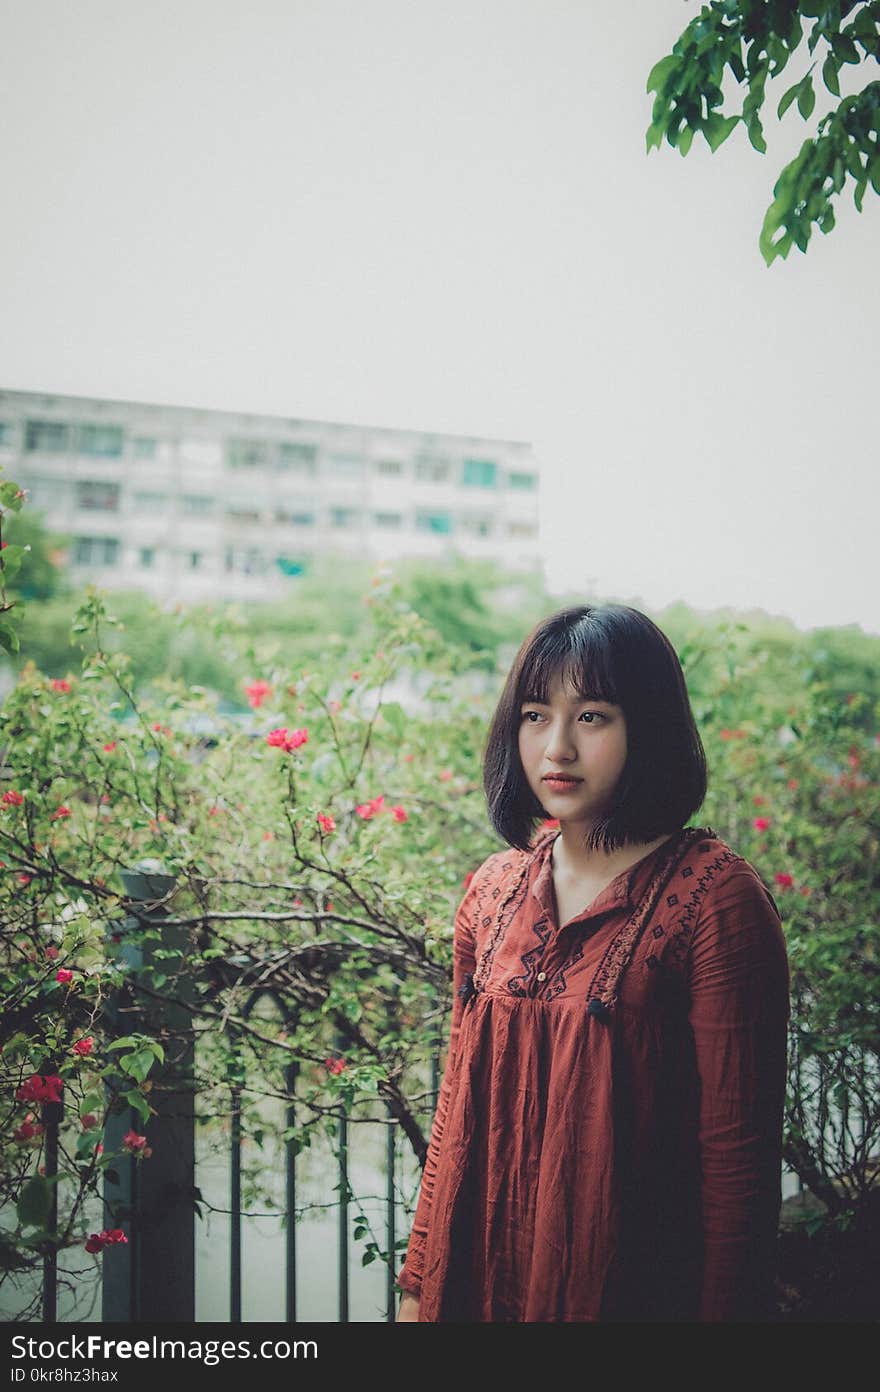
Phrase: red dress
[{"left": 396, "top": 825, "right": 790, "bottom": 1322}]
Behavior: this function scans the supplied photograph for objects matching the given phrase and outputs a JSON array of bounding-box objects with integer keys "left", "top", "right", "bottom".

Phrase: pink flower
[
  {"left": 752, "top": 795, "right": 766, "bottom": 806},
  {"left": 403, "top": 753, "right": 414, "bottom": 762},
  {"left": 102, "top": 742, "right": 117, "bottom": 752},
  {"left": 753, "top": 817, "right": 771, "bottom": 832},
  {"left": 13, "top": 1121, "right": 37, "bottom": 1142},
  {"left": 84, "top": 1234, "right": 104, "bottom": 1254},
  {"left": 122, "top": 1129, "right": 149, "bottom": 1154},
  {"left": 324, "top": 1056, "right": 347, "bottom": 1075},
  {"left": 356, "top": 801, "right": 376, "bottom": 819},
  {"left": 266, "top": 726, "right": 309, "bottom": 752},
  {"left": 244, "top": 679, "right": 273, "bottom": 710},
  {"left": 439, "top": 769, "right": 453, "bottom": 781},
  {"left": 81, "top": 1114, "right": 99, "bottom": 1130},
  {"left": 317, "top": 813, "right": 336, "bottom": 834},
  {"left": 18, "top": 873, "right": 32, "bottom": 886},
  {"left": 719, "top": 728, "right": 732, "bottom": 741},
  {"left": 391, "top": 805, "right": 408, "bottom": 823},
  {"left": 50, "top": 806, "right": 71, "bottom": 821},
  {"left": 262, "top": 830, "right": 274, "bottom": 841},
  {"left": 328, "top": 699, "right": 342, "bottom": 713},
  {"left": 2, "top": 789, "right": 23, "bottom": 806},
  {"left": 72, "top": 1037, "right": 94, "bottom": 1057},
  {"left": 787, "top": 779, "right": 799, "bottom": 790},
  {"left": 50, "top": 679, "right": 72, "bottom": 694},
  {"left": 84, "top": 1229, "right": 128, "bottom": 1254},
  {"left": 351, "top": 671, "right": 361, "bottom": 681},
  {"left": 55, "top": 968, "right": 73, "bottom": 984},
  {"left": 773, "top": 873, "right": 794, "bottom": 890},
  {"left": 324, "top": 899, "right": 334, "bottom": 912},
  {"left": 45, "top": 945, "right": 59, "bottom": 960}
]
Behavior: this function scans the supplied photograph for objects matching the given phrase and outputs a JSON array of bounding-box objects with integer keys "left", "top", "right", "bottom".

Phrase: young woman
[{"left": 396, "top": 603, "right": 790, "bottom": 1323}]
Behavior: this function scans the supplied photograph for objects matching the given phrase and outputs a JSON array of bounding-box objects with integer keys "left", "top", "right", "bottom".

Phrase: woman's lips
[{"left": 542, "top": 776, "right": 583, "bottom": 792}]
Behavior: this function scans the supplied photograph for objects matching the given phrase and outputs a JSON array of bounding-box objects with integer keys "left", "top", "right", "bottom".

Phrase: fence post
[{"left": 102, "top": 864, "right": 196, "bottom": 1322}]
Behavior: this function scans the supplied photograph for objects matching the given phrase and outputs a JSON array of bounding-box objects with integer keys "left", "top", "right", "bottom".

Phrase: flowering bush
[{"left": 2, "top": 466, "right": 878, "bottom": 1315}]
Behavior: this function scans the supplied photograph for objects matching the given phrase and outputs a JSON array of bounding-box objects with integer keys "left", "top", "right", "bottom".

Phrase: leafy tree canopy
[{"left": 646, "top": 1, "right": 880, "bottom": 263}]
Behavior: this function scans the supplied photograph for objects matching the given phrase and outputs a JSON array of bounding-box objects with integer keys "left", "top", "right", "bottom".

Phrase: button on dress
[{"left": 397, "top": 825, "right": 790, "bottom": 1322}]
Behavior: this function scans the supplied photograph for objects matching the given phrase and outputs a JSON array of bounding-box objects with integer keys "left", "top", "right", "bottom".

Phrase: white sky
[{"left": 1, "top": 1, "right": 877, "bottom": 634}]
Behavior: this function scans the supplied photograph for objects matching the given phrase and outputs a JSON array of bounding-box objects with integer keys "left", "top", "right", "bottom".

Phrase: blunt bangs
[{"left": 482, "top": 604, "right": 708, "bottom": 854}]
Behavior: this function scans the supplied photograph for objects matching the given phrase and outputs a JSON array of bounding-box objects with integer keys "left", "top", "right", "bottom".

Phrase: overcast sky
[{"left": 1, "top": 1, "right": 877, "bottom": 634}]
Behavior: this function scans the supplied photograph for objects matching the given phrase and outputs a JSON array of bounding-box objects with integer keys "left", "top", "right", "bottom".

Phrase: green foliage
[{"left": 646, "top": 1, "right": 880, "bottom": 262}]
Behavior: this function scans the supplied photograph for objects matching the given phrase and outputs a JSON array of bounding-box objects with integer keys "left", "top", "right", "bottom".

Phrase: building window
[
  {"left": 76, "top": 480, "right": 120, "bottom": 512},
  {"left": 133, "top": 437, "right": 158, "bottom": 459},
  {"left": 277, "top": 442, "right": 318, "bottom": 474},
  {"left": 462, "top": 458, "right": 497, "bottom": 488},
  {"left": 330, "top": 507, "right": 360, "bottom": 528},
  {"left": 459, "top": 515, "right": 492, "bottom": 537},
  {"left": 226, "top": 507, "right": 261, "bottom": 524},
  {"left": 133, "top": 491, "right": 169, "bottom": 511},
  {"left": 182, "top": 495, "right": 215, "bottom": 516},
  {"left": 227, "top": 438, "right": 270, "bottom": 469},
  {"left": 327, "top": 453, "right": 365, "bottom": 477},
  {"left": 224, "top": 547, "right": 267, "bottom": 574},
  {"left": 415, "top": 511, "right": 453, "bottom": 534},
  {"left": 275, "top": 508, "right": 315, "bottom": 526},
  {"left": 78, "top": 424, "right": 124, "bottom": 457},
  {"left": 414, "top": 456, "right": 450, "bottom": 483},
  {"left": 25, "top": 419, "right": 71, "bottom": 453},
  {"left": 0, "top": 422, "right": 13, "bottom": 447},
  {"left": 375, "top": 459, "right": 404, "bottom": 476},
  {"left": 73, "top": 537, "right": 119, "bottom": 566},
  {"left": 139, "top": 547, "right": 156, "bottom": 568},
  {"left": 373, "top": 512, "right": 403, "bottom": 528},
  {"left": 508, "top": 471, "right": 537, "bottom": 490},
  {"left": 508, "top": 521, "right": 538, "bottom": 538}
]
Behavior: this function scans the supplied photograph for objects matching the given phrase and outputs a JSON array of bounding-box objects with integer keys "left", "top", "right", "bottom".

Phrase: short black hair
[{"left": 482, "top": 603, "right": 708, "bottom": 853}]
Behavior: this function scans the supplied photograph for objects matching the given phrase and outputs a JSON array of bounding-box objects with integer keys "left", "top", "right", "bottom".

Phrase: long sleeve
[
  {"left": 685, "top": 861, "right": 791, "bottom": 1322},
  {"left": 395, "top": 862, "right": 483, "bottom": 1299}
]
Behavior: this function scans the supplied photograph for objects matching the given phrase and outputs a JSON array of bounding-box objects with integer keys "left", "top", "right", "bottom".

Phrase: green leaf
[
  {"left": 703, "top": 113, "right": 740, "bottom": 152},
  {"left": 17, "top": 1177, "right": 51, "bottom": 1230},
  {"left": 646, "top": 55, "right": 677, "bottom": 95},
  {"left": 777, "top": 82, "right": 801, "bottom": 118},
  {"left": 678, "top": 124, "right": 695, "bottom": 156},
  {"left": 646, "top": 124, "right": 664, "bottom": 153},
  {"left": 822, "top": 56, "right": 841, "bottom": 97},
  {"left": 124, "top": 1088, "right": 151, "bottom": 1122},
  {"left": 0, "top": 623, "right": 20, "bottom": 655},
  {"left": 797, "top": 79, "right": 816, "bottom": 119},
  {"left": 746, "top": 117, "right": 767, "bottom": 154}
]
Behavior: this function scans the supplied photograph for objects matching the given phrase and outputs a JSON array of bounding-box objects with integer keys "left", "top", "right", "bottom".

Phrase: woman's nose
[{"left": 544, "top": 722, "right": 576, "bottom": 760}]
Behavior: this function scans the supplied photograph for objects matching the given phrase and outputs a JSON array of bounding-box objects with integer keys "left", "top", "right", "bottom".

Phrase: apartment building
[{"left": 0, "top": 389, "right": 541, "bottom": 603}]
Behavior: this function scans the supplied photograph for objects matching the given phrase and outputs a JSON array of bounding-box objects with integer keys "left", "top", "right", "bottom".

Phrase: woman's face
[{"left": 517, "top": 669, "right": 629, "bottom": 832}]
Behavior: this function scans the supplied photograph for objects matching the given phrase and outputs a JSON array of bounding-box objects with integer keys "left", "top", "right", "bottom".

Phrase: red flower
[
  {"left": 355, "top": 801, "right": 377, "bottom": 819},
  {"left": 72, "top": 1037, "right": 94, "bottom": 1057},
  {"left": 84, "top": 1234, "right": 104, "bottom": 1253},
  {"left": 13, "top": 1121, "right": 37, "bottom": 1142},
  {"left": 102, "top": 742, "right": 117, "bottom": 752},
  {"left": 244, "top": 679, "right": 273, "bottom": 710},
  {"left": 55, "top": 968, "right": 73, "bottom": 984},
  {"left": 50, "top": 806, "right": 71, "bottom": 821},
  {"left": 403, "top": 754, "right": 414, "bottom": 762},
  {"left": 317, "top": 813, "right": 336, "bottom": 834},
  {"left": 262, "top": 830, "right": 274, "bottom": 841},
  {"left": 2, "top": 789, "right": 23, "bottom": 806},
  {"left": 81, "top": 1114, "right": 99, "bottom": 1130},
  {"left": 753, "top": 817, "right": 771, "bottom": 832},
  {"left": 439, "top": 769, "right": 453, "bottom": 781},
  {"left": 848, "top": 745, "right": 861, "bottom": 770},
  {"left": 50, "top": 679, "right": 72, "bottom": 694},
  {"left": 122, "top": 1129, "right": 149, "bottom": 1154},
  {"left": 324, "top": 899, "right": 334, "bottom": 912},
  {"left": 15, "top": 1073, "right": 63, "bottom": 1104},
  {"left": 351, "top": 671, "right": 361, "bottom": 681},
  {"left": 773, "top": 872, "right": 794, "bottom": 890},
  {"left": 787, "top": 779, "right": 799, "bottom": 790},
  {"left": 324, "top": 1056, "right": 347, "bottom": 1074},
  {"left": 84, "top": 1228, "right": 128, "bottom": 1255},
  {"left": 719, "top": 728, "right": 732, "bottom": 741},
  {"left": 45, "top": 945, "right": 59, "bottom": 960},
  {"left": 391, "top": 805, "right": 408, "bottom": 823},
  {"left": 752, "top": 795, "right": 766, "bottom": 806}
]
